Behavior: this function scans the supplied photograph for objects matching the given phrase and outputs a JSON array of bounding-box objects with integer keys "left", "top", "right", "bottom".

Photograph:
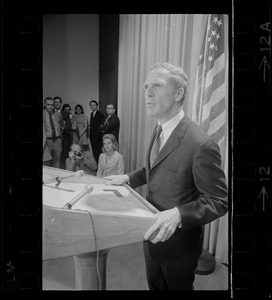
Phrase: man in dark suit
[
  {"left": 89, "top": 100, "right": 104, "bottom": 163},
  {"left": 99, "top": 103, "right": 120, "bottom": 142},
  {"left": 59, "top": 104, "right": 73, "bottom": 169},
  {"left": 104, "top": 62, "right": 228, "bottom": 290}
]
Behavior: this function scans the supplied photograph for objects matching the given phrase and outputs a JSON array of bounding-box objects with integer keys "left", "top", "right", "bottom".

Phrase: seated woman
[
  {"left": 65, "top": 143, "right": 97, "bottom": 176},
  {"left": 97, "top": 134, "right": 124, "bottom": 178}
]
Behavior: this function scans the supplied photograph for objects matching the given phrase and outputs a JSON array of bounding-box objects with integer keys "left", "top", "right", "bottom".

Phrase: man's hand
[
  {"left": 103, "top": 174, "right": 130, "bottom": 185},
  {"left": 144, "top": 208, "right": 181, "bottom": 244}
]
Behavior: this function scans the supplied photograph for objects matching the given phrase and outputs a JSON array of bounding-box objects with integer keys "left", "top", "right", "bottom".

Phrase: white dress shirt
[{"left": 159, "top": 109, "right": 184, "bottom": 151}]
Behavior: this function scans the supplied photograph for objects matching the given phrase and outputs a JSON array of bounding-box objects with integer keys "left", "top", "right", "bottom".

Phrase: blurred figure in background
[
  {"left": 54, "top": 96, "right": 63, "bottom": 113},
  {"left": 43, "top": 121, "right": 52, "bottom": 164},
  {"left": 89, "top": 100, "right": 104, "bottom": 164},
  {"left": 43, "top": 97, "right": 62, "bottom": 168},
  {"left": 59, "top": 103, "right": 73, "bottom": 169},
  {"left": 66, "top": 142, "right": 97, "bottom": 176},
  {"left": 99, "top": 103, "right": 120, "bottom": 142},
  {"left": 71, "top": 104, "right": 89, "bottom": 149}
]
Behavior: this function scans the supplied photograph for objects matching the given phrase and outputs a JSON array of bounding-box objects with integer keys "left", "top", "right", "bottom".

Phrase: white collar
[
  {"left": 160, "top": 109, "right": 184, "bottom": 132},
  {"left": 159, "top": 109, "right": 184, "bottom": 149}
]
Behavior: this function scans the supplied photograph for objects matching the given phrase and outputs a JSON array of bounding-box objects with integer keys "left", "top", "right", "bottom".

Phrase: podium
[{"left": 43, "top": 166, "right": 158, "bottom": 290}]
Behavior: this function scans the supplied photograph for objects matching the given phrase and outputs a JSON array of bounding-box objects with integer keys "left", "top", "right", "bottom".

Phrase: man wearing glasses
[{"left": 99, "top": 103, "right": 120, "bottom": 142}]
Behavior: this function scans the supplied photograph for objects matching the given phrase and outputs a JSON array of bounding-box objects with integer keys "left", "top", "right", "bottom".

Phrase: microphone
[
  {"left": 63, "top": 184, "right": 94, "bottom": 209},
  {"left": 43, "top": 170, "right": 85, "bottom": 186}
]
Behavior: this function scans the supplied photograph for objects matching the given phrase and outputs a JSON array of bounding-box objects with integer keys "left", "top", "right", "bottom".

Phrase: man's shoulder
[
  {"left": 96, "top": 110, "right": 104, "bottom": 116},
  {"left": 111, "top": 113, "right": 119, "bottom": 121},
  {"left": 178, "top": 115, "right": 212, "bottom": 145}
]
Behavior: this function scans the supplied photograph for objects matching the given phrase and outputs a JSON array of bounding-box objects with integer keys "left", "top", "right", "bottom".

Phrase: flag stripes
[
  {"left": 210, "top": 122, "right": 225, "bottom": 143},
  {"left": 202, "top": 67, "right": 225, "bottom": 107},
  {"left": 202, "top": 97, "right": 225, "bottom": 131},
  {"left": 208, "top": 110, "right": 225, "bottom": 136}
]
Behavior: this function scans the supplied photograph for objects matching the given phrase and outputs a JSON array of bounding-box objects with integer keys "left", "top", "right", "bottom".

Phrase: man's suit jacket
[
  {"left": 89, "top": 110, "right": 104, "bottom": 142},
  {"left": 43, "top": 109, "right": 62, "bottom": 138},
  {"left": 60, "top": 110, "right": 72, "bottom": 134},
  {"left": 128, "top": 115, "right": 228, "bottom": 266},
  {"left": 99, "top": 113, "right": 120, "bottom": 142}
]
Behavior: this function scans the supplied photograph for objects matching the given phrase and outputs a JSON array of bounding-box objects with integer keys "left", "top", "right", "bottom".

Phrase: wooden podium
[{"left": 43, "top": 166, "right": 158, "bottom": 290}]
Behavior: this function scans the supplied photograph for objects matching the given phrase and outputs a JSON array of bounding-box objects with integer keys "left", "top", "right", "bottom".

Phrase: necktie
[
  {"left": 150, "top": 124, "right": 162, "bottom": 167},
  {"left": 49, "top": 113, "right": 56, "bottom": 142},
  {"left": 91, "top": 112, "right": 94, "bottom": 119},
  {"left": 104, "top": 115, "right": 110, "bottom": 125}
]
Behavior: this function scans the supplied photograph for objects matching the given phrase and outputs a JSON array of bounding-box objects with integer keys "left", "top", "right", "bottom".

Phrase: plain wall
[{"left": 43, "top": 14, "right": 99, "bottom": 117}]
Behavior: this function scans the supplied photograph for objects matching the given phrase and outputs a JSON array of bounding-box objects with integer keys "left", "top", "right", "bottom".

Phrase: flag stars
[
  {"left": 213, "top": 16, "right": 218, "bottom": 24},
  {"left": 208, "top": 55, "right": 213, "bottom": 62},
  {"left": 211, "top": 30, "right": 217, "bottom": 37},
  {"left": 217, "top": 19, "right": 222, "bottom": 27},
  {"left": 209, "top": 43, "right": 215, "bottom": 50},
  {"left": 216, "top": 33, "right": 221, "bottom": 40}
]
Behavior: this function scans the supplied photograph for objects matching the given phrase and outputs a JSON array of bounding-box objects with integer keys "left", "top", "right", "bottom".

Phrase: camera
[{"left": 73, "top": 151, "right": 83, "bottom": 159}]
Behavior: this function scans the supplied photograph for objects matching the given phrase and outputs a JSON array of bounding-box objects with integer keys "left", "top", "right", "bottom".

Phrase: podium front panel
[{"left": 43, "top": 166, "right": 158, "bottom": 260}]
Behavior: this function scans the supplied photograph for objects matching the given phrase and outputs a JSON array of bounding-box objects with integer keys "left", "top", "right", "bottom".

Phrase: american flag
[
  {"left": 192, "top": 14, "right": 226, "bottom": 147},
  {"left": 192, "top": 15, "right": 228, "bottom": 263}
]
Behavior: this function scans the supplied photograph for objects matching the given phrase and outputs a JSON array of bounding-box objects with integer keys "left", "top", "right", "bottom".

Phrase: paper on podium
[{"left": 43, "top": 182, "right": 155, "bottom": 218}]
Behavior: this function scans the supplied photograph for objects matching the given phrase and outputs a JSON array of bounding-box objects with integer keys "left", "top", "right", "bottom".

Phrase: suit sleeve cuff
[{"left": 174, "top": 207, "right": 182, "bottom": 228}]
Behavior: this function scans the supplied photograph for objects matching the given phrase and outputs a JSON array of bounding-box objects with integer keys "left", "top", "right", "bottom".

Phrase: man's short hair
[
  {"left": 149, "top": 62, "right": 188, "bottom": 102},
  {"left": 89, "top": 100, "right": 98, "bottom": 106},
  {"left": 106, "top": 103, "right": 115, "bottom": 109},
  {"left": 44, "top": 97, "right": 54, "bottom": 104}
]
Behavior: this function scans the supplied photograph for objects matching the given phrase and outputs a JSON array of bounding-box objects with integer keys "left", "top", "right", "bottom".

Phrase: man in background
[
  {"left": 43, "top": 97, "right": 62, "bottom": 168},
  {"left": 54, "top": 96, "right": 62, "bottom": 113},
  {"left": 59, "top": 103, "right": 73, "bottom": 169},
  {"left": 104, "top": 62, "right": 228, "bottom": 290},
  {"left": 89, "top": 100, "right": 104, "bottom": 163},
  {"left": 99, "top": 103, "right": 120, "bottom": 142}
]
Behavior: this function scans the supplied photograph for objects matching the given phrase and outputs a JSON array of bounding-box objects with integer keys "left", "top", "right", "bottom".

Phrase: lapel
[{"left": 147, "top": 115, "right": 191, "bottom": 171}]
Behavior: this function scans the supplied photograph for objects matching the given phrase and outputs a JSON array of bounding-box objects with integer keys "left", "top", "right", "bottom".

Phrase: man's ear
[{"left": 174, "top": 87, "right": 184, "bottom": 102}]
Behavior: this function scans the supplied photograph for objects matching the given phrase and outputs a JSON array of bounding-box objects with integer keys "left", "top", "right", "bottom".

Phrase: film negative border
[
  {"left": 1, "top": 9, "right": 43, "bottom": 292},
  {"left": 233, "top": 0, "right": 271, "bottom": 298},
  {"left": 1, "top": 1, "right": 270, "bottom": 297}
]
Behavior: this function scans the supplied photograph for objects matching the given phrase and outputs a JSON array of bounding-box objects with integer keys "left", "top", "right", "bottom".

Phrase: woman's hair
[
  {"left": 62, "top": 103, "right": 71, "bottom": 111},
  {"left": 102, "top": 134, "right": 119, "bottom": 152},
  {"left": 75, "top": 104, "right": 84, "bottom": 114}
]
